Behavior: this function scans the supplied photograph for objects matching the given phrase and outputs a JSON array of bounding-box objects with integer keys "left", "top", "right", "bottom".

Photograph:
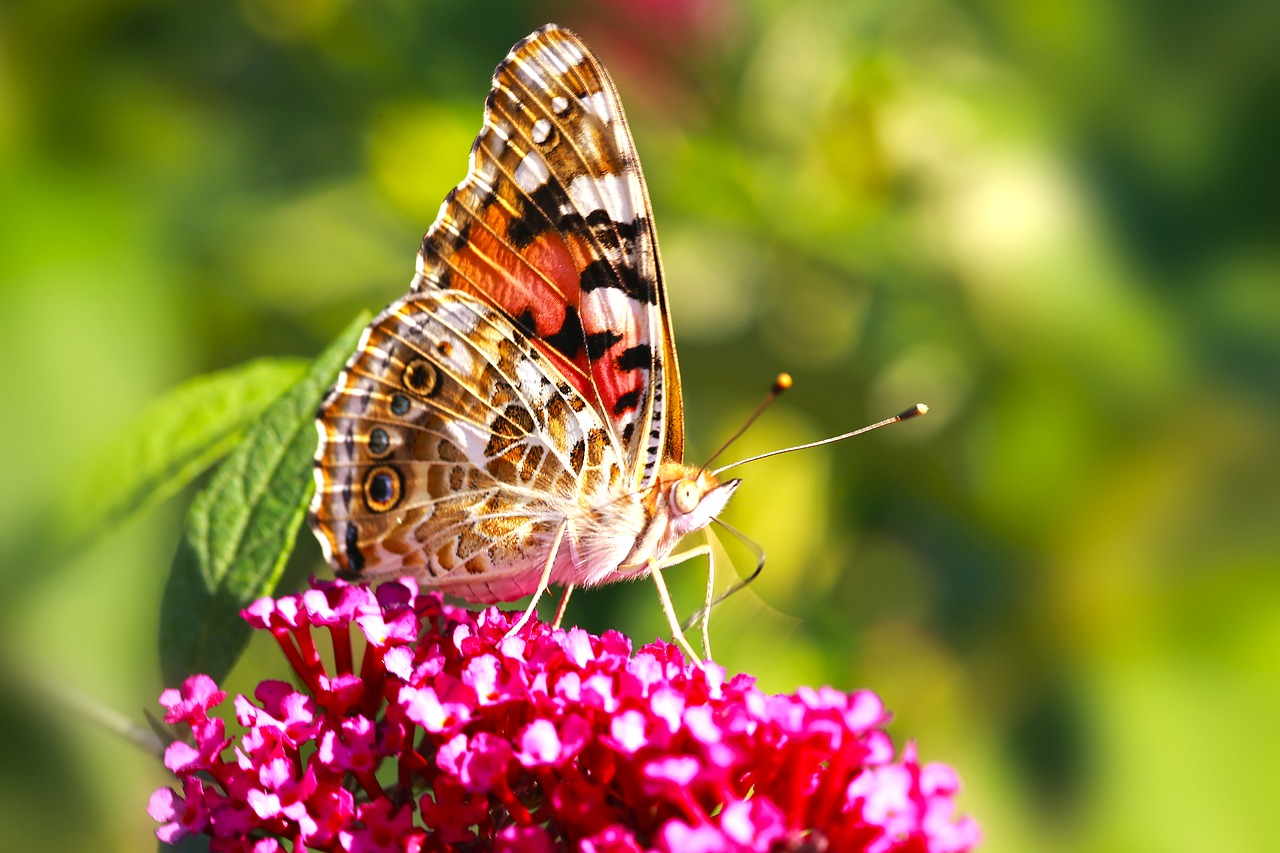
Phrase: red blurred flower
[{"left": 150, "top": 578, "right": 980, "bottom": 852}]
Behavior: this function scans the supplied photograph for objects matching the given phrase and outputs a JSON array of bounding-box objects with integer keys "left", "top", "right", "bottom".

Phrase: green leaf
[
  {"left": 160, "top": 314, "right": 369, "bottom": 685},
  {"left": 65, "top": 358, "right": 308, "bottom": 548}
]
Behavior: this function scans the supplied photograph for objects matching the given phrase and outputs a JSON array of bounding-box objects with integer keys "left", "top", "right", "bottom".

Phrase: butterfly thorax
[{"left": 568, "top": 462, "right": 739, "bottom": 587}]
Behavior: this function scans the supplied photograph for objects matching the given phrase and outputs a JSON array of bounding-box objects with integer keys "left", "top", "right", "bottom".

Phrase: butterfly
[{"left": 308, "top": 24, "right": 739, "bottom": 662}]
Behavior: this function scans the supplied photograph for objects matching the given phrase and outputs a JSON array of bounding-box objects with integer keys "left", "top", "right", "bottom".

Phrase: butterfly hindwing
[
  {"left": 412, "top": 25, "right": 683, "bottom": 488},
  {"left": 310, "top": 288, "right": 625, "bottom": 601}
]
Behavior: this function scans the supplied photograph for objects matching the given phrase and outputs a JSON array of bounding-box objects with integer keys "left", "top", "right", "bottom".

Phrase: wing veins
[
  {"left": 495, "top": 52, "right": 651, "bottom": 467},
  {"left": 395, "top": 295, "right": 595, "bottom": 476}
]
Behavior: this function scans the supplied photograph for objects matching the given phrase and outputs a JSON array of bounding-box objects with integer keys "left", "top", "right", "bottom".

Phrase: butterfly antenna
[
  {"left": 680, "top": 518, "right": 765, "bottom": 632},
  {"left": 711, "top": 403, "right": 928, "bottom": 477},
  {"left": 698, "top": 373, "right": 794, "bottom": 477}
]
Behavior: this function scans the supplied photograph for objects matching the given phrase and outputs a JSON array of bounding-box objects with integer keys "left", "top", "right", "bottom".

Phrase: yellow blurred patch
[
  {"left": 240, "top": 0, "right": 346, "bottom": 42},
  {"left": 367, "top": 102, "right": 480, "bottom": 223}
]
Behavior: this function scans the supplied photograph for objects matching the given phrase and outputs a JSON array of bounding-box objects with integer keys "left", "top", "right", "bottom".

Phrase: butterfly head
[{"left": 661, "top": 465, "right": 740, "bottom": 538}]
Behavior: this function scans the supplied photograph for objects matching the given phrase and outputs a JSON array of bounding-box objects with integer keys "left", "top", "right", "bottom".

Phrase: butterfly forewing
[{"left": 411, "top": 25, "right": 682, "bottom": 484}]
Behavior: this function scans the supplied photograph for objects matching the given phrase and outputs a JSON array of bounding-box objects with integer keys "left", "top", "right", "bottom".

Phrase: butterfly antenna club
[
  {"left": 712, "top": 401, "right": 928, "bottom": 477},
  {"left": 685, "top": 403, "right": 926, "bottom": 627},
  {"left": 698, "top": 373, "right": 793, "bottom": 477}
]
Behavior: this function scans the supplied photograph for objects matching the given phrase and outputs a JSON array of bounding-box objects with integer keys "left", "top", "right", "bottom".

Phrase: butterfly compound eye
[{"left": 672, "top": 478, "right": 701, "bottom": 514}]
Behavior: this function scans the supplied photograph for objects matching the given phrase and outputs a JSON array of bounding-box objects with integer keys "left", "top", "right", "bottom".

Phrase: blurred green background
[{"left": 2, "top": 0, "right": 1278, "bottom": 850}]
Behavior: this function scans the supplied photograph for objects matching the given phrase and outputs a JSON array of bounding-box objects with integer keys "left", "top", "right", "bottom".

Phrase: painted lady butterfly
[{"left": 308, "top": 24, "right": 735, "bottom": 661}]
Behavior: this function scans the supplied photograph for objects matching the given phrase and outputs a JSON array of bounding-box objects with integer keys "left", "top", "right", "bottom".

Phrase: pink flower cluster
[{"left": 149, "top": 578, "right": 980, "bottom": 852}]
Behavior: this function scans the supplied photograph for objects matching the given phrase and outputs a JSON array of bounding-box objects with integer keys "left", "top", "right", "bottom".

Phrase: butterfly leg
[
  {"left": 646, "top": 544, "right": 714, "bottom": 667},
  {"left": 648, "top": 560, "right": 701, "bottom": 666},
  {"left": 551, "top": 585, "right": 575, "bottom": 629},
  {"left": 701, "top": 529, "right": 715, "bottom": 660},
  {"left": 505, "top": 519, "right": 569, "bottom": 639}
]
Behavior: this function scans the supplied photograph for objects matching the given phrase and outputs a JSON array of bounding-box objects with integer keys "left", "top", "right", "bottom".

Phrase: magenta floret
[{"left": 151, "top": 577, "right": 980, "bottom": 851}]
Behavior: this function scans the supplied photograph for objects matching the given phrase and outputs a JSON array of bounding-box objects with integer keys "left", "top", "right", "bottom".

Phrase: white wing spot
[
  {"left": 444, "top": 419, "right": 492, "bottom": 468},
  {"left": 551, "top": 96, "right": 569, "bottom": 116},
  {"left": 471, "top": 141, "right": 499, "bottom": 189},
  {"left": 581, "top": 90, "right": 612, "bottom": 124},
  {"left": 581, "top": 286, "right": 645, "bottom": 358},
  {"left": 568, "top": 173, "right": 639, "bottom": 223},
  {"left": 531, "top": 119, "right": 552, "bottom": 145},
  {"left": 428, "top": 296, "right": 484, "bottom": 336},
  {"left": 440, "top": 217, "right": 465, "bottom": 239},
  {"left": 512, "top": 59, "right": 548, "bottom": 93},
  {"left": 558, "top": 39, "right": 586, "bottom": 65},
  {"left": 514, "top": 149, "right": 550, "bottom": 192},
  {"left": 516, "top": 356, "right": 554, "bottom": 406},
  {"left": 536, "top": 44, "right": 571, "bottom": 76}
]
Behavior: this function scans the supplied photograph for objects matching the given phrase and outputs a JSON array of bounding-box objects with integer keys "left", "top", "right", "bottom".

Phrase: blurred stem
[{"left": 2, "top": 656, "right": 168, "bottom": 759}]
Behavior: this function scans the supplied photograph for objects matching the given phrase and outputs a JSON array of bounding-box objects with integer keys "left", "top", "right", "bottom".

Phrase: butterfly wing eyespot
[
  {"left": 402, "top": 358, "right": 440, "bottom": 397},
  {"left": 363, "top": 465, "right": 403, "bottom": 513},
  {"left": 367, "top": 427, "right": 392, "bottom": 457}
]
